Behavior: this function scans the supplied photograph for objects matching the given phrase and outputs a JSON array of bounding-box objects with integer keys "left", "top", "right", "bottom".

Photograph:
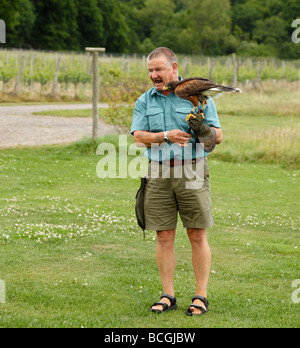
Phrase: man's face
[{"left": 147, "top": 56, "right": 178, "bottom": 92}]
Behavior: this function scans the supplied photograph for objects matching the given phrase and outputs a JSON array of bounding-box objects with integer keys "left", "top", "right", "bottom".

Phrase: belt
[{"left": 151, "top": 158, "right": 201, "bottom": 167}]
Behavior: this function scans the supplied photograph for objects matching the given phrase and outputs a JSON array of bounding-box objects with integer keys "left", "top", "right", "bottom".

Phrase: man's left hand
[{"left": 187, "top": 112, "right": 216, "bottom": 153}]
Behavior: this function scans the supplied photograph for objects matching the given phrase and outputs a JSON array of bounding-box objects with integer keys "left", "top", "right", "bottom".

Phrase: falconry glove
[{"left": 187, "top": 112, "right": 216, "bottom": 153}]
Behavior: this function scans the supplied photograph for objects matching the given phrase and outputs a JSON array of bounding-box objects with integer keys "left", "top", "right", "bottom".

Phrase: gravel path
[{"left": 0, "top": 103, "right": 120, "bottom": 148}]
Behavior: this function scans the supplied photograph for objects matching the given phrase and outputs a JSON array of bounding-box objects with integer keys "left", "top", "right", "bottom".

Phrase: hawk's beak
[{"left": 163, "top": 86, "right": 169, "bottom": 91}]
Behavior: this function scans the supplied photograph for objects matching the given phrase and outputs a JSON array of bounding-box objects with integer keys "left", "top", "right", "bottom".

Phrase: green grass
[
  {"left": 1, "top": 83, "right": 299, "bottom": 327},
  {"left": 212, "top": 85, "right": 300, "bottom": 168},
  {"left": 33, "top": 109, "right": 93, "bottom": 118},
  {"left": 0, "top": 137, "right": 299, "bottom": 328}
]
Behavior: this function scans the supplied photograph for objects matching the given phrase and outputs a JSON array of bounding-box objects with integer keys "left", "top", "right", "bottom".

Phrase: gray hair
[{"left": 147, "top": 47, "right": 177, "bottom": 67}]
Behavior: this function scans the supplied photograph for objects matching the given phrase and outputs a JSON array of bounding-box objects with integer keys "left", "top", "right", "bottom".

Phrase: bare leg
[
  {"left": 151, "top": 229, "right": 176, "bottom": 311},
  {"left": 187, "top": 228, "right": 211, "bottom": 314}
]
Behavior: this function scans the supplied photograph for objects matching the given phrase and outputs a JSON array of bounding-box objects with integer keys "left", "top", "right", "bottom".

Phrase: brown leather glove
[{"left": 187, "top": 112, "right": 216, "bottom": 153}]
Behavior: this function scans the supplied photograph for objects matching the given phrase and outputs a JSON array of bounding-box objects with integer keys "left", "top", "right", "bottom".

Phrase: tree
[
  {"left": 97, "top": 0, "right": 130, "bottom": 52},
  {"left": 232, "top": 0, "right": 266, "bottom": 39},
  {"left": 0, "top": 0, "right": 299, "bottom": 58},
  {"left": 0, "top": 0, "right": 23, "bottom": 44},
  {"left": 120, "top": 0, "right": 146, "bottom": 52},
  {"left": 133, "top": 0, "right": 176, "bottom": 44},
  {"left": 182, "top": 0, "right": 233, "bottom": 55},
  {"left": 77, "top": 0, "right": 103, "bottom": 49},
  {"left": 12, "top": 0, "right": 36, "bottom": 48},
  {"left": 31, "top": 0, "right": 79, "bottom": 50},
  {"left": 253, "top": 16, "right": 287, "bottom": 47}
]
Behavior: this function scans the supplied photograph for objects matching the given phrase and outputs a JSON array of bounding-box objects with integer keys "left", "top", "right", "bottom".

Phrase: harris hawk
[
  {"left": 163, "top": 77, "right": 242, "bottom": 120},
  {"left": 163, "top": 77, "right": 242, "bottom": 153}
]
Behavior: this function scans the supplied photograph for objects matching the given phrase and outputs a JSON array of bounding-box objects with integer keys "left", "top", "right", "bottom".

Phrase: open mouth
[{"left": 153, "top": 79, "right": 163, "bottom": 85}]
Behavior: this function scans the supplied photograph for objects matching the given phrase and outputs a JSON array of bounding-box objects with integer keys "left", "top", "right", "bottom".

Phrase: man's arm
[
  {"left": 134, "top": 131, "right": 164, "bottom": 148},
  {"left": 212, "top": 127, "right": 223, "bottom": 144},
  {"left": 134, "top": 130, "right": 192, "bottom": 148}
]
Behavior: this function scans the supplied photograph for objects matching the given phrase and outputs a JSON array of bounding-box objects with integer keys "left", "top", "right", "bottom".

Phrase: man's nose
[{"left": 150, "top": 71, "right": 158, "bottom": 79}]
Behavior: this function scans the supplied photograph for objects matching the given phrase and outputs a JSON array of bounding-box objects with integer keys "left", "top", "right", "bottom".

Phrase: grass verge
[{"left": 0, "top": 138, "right": 299, "bottom": 328}]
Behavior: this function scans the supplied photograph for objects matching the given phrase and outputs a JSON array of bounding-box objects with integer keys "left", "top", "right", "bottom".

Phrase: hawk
[{"left": 163, "top": 77, "right": 242, "bottom": 120}]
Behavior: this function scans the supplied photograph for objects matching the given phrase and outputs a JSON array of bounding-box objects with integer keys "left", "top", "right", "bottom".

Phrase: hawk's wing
[{"left": 174, "top": 78, "right": 217, "bottom": 99}]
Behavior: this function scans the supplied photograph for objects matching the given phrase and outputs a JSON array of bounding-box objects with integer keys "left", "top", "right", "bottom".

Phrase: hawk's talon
[
  {"left": 197, "top": 109, "right": 205, "bottom": 119},
  {"left": 186, "top": 113, "right": 197, "bottom": 122}
]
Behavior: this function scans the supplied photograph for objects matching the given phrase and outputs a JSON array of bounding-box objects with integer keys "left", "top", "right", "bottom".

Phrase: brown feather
[
  {"left": 186, "top": 95, "right": 200, "bottom": 107},
  {"left": 173, "top": 78, "right": 216, "bottom": 105},
  {"left": 163, "top": 77, "right": 241, "bottom": 107}
]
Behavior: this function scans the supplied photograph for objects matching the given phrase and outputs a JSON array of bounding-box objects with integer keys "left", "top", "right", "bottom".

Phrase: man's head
[{"left": 147, "top": 47, "right": 178, "bottom": 92}]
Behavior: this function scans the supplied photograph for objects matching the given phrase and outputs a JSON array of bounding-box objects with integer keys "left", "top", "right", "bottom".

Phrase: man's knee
[
  {"left": 157, "top": 229, "right": 176, "bottom": 246},
  {"left": 187, "top": 228, "right": 207, "bottom": 245}
]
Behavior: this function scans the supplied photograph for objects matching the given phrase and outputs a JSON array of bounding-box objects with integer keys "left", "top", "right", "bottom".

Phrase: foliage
[
  {"left": 58, "top": 70, "right": 91, "bottom": 87},
  {"left": 0, "top": 0, "right": 300, "bottom": 58}
]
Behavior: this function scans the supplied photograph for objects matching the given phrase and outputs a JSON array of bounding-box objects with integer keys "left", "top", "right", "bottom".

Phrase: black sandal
[
  {"left": 151, "top": 294, "right": 178, "bottom": 313},
  {"left": 186, "top": 296, "right": 209, "bottom": 316}
]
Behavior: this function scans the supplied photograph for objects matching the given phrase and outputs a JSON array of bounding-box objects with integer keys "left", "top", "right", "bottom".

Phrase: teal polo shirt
[{"left": 131, "top": 87, "right": 221, "bottom": 161}]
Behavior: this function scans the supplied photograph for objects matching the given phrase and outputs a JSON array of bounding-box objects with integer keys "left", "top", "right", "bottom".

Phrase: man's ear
[{"left": 172, "top": 62, "right": 178, "bottom": 75}]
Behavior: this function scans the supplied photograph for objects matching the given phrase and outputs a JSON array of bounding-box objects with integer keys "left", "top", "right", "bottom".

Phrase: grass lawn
[{"left": 0, "top": 136, "right": 299, "bottom": 328}]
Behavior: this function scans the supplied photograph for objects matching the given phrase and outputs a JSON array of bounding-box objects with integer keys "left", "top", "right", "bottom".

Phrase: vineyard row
[{"left": 0, "top": 49, "right": 299, "bottom": 102}]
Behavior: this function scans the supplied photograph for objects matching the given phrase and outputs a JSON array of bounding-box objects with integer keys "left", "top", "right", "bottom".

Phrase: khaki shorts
[{"left": 144, "top": 157, "right": 214, "bottom": 231}]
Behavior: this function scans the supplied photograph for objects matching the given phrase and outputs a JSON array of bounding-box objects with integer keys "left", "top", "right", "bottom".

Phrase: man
[{"left": 131, "top": 47, "right": 222, "bottom": 316}]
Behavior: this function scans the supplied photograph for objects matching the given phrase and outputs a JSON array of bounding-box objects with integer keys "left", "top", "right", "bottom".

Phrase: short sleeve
[
  {"left": 131, "top": 99, "right": 149, "bottom": 134},
  {"left": 204, "top": 98, "right": 221, "bottom": 128}
]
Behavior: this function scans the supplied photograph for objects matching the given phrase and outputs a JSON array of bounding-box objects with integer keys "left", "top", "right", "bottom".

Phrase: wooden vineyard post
[
  {"left": 232, "top": 53, "right": 238, "bottom": 86},
  {"left": 51, "top": 54, "right": 61, "bottom": 97},
  {"left": 14, "top": 55, "right": 25, "bottom": 95},
  {"left": 85, "top": 47, "right": 106, "bottom": 140}
]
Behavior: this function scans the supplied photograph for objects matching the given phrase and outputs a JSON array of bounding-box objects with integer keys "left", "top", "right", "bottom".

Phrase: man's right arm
[
  {"left": 134, "top": 131, "right": 164, "bottom": 148},
  {"left": 132, "top": 98, "right": 191, "bottom": 148},
  {"left": 134, "top": 130, "right": 191, "bottom": 148}
]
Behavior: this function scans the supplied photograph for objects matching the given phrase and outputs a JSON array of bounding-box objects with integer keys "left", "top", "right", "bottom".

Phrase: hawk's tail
[{"left": 216, "top": 85, "right": 242, "bottom": 93}]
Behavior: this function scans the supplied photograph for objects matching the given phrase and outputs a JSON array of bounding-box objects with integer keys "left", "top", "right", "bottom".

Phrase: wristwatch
[{"left": 163, "top": 131, "right": 170, "bottom": 144}]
